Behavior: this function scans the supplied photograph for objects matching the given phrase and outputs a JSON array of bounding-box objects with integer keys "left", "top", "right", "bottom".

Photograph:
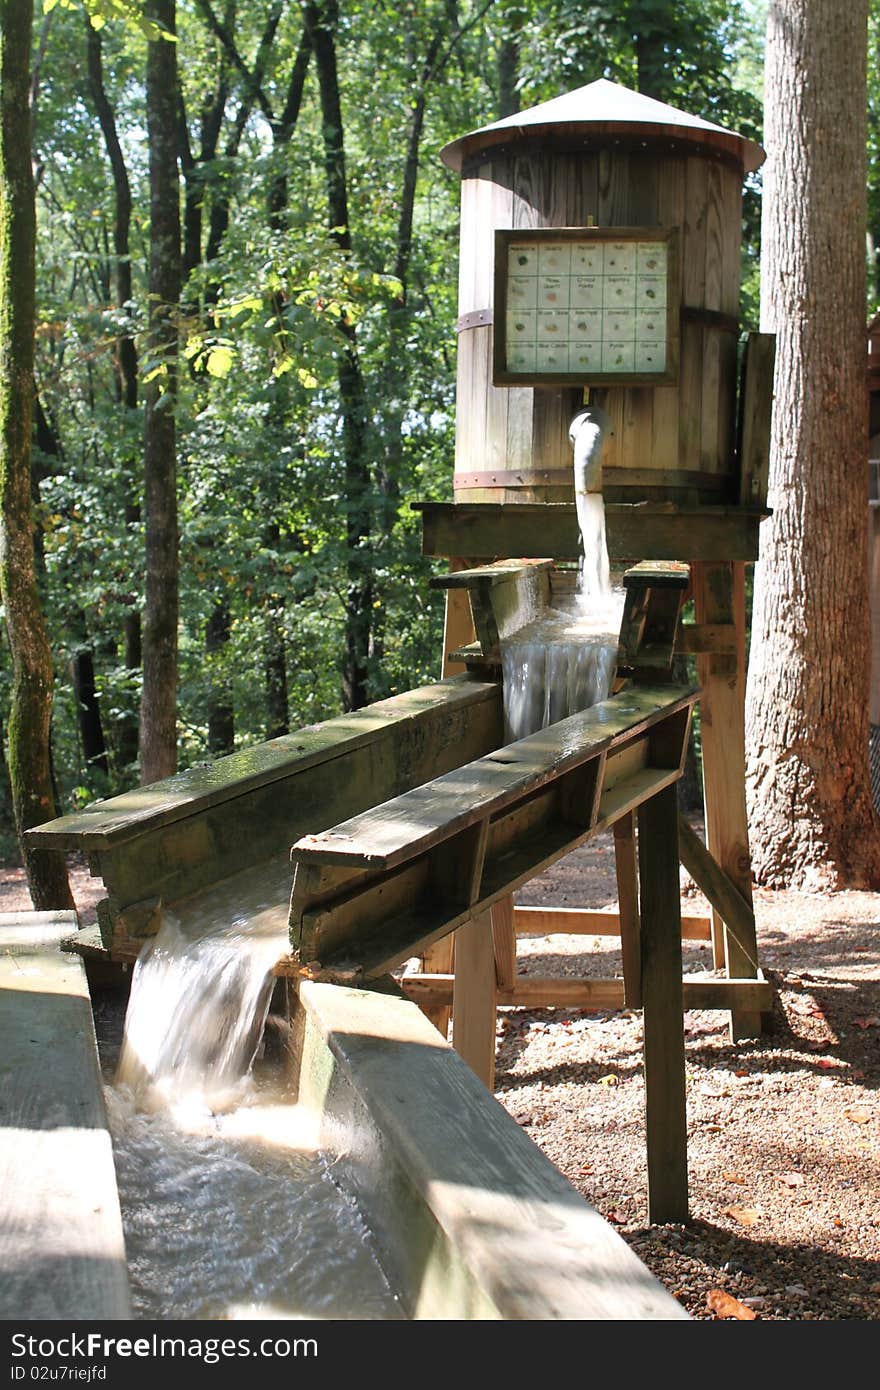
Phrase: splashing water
[
  {"left": 106, "top": 857, "right": 403, "bottom": 1319},
  {"left": 116, "top": 857, "right": 292, "bottom": 1113},
  {"left": 501, "top": 599, "right": 622, "bottom": 742},
  {"left": 576, "top": 491, "right": 611, "bottom": 603}
]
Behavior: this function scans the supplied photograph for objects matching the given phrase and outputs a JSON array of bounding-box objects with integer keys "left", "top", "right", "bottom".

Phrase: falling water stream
[
  {"left": 501, "top": 488, "right": 622, "bottom": 741},
  {"left": 104, "top": 856, "right": 403, "bottom": 1321}
]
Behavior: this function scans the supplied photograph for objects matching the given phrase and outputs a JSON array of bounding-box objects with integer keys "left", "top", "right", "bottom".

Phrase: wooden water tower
[{"left": 417, "top": 79, "right": 773, "bottom": 1040}]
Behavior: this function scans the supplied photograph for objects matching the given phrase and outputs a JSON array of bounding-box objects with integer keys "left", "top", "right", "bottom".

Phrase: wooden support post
[
  {"left": 441, "top": 557, "right": 476, "bottom": 677},
  {"left": 420, "top": 936, "right": 454, "bottom": 1036},
  {"left": 638, "top": 784, "right": 688, "bottom": 1225},
  {"left": 452, "top": 908, "right": 497, "bottom": 1090},
  {"left": 491, "top": 894, "right": 517, "bottom": 989},
  {"left": 613, "top": 812, "right": 642, "bottom": 1008},
  {"left": 692, "top": 559, "right": 762, "bottom": 1039},
  {"left": 430, "top": 556, "right": 479, "bottom": 1029}
]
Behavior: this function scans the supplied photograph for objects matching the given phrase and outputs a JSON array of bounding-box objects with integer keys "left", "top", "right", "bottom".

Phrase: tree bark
[
  {"left": 0, "top": 0, "right": 72, "bottom": 906},
  {"left": 307, "top": 0, "right": 372, "bottom": 712},
  {"left": 205, "top": 597, "right": 234, "bottom": 754},
  {"left": 85, "top": 18, "right": 141, "bottom": 771},
  {"left": 139, "top": 0, "right": 181, "bottom": 784},
  {"left": 745, "top": 0, "right": 880, "bottom": 887}
]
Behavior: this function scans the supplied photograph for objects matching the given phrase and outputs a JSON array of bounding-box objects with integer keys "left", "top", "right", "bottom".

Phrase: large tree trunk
[
  {"left": 139, "top": 0, "right": 181, "bottom": 784},
  {"left": 0, "top": 0, "right": 72, "bottom": 906},
  {"left": 85, "top": 19, "right": 141, "bottom": 772},
  {"left": 307, "top": 0, "right": 372, "bottom": 712},
  {"left": 745, "top": 0, "right": 880, "bottom": 888}
]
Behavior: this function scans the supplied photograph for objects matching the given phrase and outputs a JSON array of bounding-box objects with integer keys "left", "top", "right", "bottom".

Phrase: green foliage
[{"left": 0, "top": 0, "right": 769, "bottom": 825}]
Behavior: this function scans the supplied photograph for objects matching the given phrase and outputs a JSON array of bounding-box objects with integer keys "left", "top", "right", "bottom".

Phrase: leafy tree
[{"left": 0, "top": 0, "right": 73, "bottom": 904}]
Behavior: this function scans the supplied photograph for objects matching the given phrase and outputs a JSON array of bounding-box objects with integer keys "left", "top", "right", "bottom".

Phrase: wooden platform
[
  {"left": 415, "top": 501, "right": 767, "bottom": 563},
  {"left": 0, "top": 912, "right": 131, "bottom": 1319}
]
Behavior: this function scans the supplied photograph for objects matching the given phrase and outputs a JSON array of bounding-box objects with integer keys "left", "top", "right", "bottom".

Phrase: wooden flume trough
[
  {"left": 30, "top": 561, "right": 721, "bottom": 1231},
  {"left": 19, "top": 580, "right": 701, "bottom": 1310}
]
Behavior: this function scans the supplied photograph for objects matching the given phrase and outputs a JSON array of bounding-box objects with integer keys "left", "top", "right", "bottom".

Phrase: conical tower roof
[{"left": 440, "top": 77, "right": 763, "bottom": 174}]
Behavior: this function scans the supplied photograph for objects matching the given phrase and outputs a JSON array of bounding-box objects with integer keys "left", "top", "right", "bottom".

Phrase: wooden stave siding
[{"left": 454, "top": 147, "right": 742, "bottom": 505}]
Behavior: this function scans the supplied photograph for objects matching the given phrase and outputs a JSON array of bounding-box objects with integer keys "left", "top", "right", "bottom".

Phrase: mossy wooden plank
[
  {"left": 414, "top": 502, "right": 767, "bottom": 563},
  {"left": 0, "top": 914, "right": 131, "bottom": 1320},
  {"left": 291, "top": 687, "right": 698, "bottom": 977},
  {"left": 47, "top": 678, "right": 504, "bottom": 942},
  {"left": 293, "top": 686, "right": 693, "bottom": 872},
  {"left": 27, "top": 676, "right": 501, "bottom": 850}
]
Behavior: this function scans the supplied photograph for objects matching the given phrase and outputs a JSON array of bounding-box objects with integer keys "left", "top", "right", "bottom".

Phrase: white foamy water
[
  {"left": 577, "top": 490, "right": 611, "bottom": 602},
  {"left": 106, "top": 856, "right": 403, "bottom": 1320},
  {"left": 501, "top": 598, "right": 622, "bottom": 742}
]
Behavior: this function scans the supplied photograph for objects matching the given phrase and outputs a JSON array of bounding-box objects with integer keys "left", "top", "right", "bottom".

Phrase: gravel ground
[
  {"left": 503, "top": 831, "right": 880, "bottom": 1321},
  {"left": 3, "top": 841, "right": 878, "bottom": 1322}
]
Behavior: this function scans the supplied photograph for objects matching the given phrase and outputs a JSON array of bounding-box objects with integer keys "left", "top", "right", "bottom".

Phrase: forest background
[{"left": 0, "top": 0, "right": 875, "bottom": 865}]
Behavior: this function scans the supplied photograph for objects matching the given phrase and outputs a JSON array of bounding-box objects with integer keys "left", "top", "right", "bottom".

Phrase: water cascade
[
  {"left": 501, "top": 405, "right": 623, "bottom": 741},
  {"left": 107, "top": 858, "right": 402, "bottom": 1320}
]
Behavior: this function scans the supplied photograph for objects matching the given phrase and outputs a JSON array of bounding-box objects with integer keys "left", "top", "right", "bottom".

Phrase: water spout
[{"left": 569, "top": 405, "right": 611, "bottom": 601}]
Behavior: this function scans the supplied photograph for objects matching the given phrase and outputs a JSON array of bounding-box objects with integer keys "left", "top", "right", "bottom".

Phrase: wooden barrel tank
[{"left": 442, "top": 80, "right": 764, "bottom": 505}]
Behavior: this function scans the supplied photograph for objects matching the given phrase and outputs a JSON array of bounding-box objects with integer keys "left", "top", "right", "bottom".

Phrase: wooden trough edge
[
  {"left": 0, "top": 912, "right": 131, "bottom": 1320},
  {"left": 291, "top": 978, "right": 689, "bottom": 1319}
]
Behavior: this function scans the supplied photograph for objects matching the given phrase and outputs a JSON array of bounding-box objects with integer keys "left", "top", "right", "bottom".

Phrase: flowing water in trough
[
  {"left": 501, "top": 491, "right": 623, "bottom": 742},
  {"left": 104, "top": 856, "right": 403, "bottom": 1321}
]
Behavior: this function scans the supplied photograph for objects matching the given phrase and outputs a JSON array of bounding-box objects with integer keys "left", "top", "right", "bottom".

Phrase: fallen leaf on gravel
[
  {"left": 779, "top": 1172, "right": 804, "bottom": 1188},
  {"left": 844, "top": 1109, "right": 873, "bottom": 1124},
  {"left": 853, "top": 1017, "right": 880, "bottom": 1030},
  {"left": 578, "top": 1164, "right": 594, "bottom": 1175},
  {"left": 722, "top": 1206, "right": 760, "bottom": 1226},
  {"left": 598, "top": 1074, "right": 619, "bottom": 1086},
  {"left": 706, "top": 1289, "right": 757, "bottom": 1320},
  {"left": 734, "top": 1069, "right": 750, "bottom": 1078},
  {"left": 832, "top": 1217, "right": 844, "bottom": 1228},
  {"left": 815, "top": 1058, "right": 837, "bottom": 1069},
  {"left": 607, "top": 1209, "right": 628, "bottom": 1224},
  {"left": 722, "top": 1171, "right": 746, "bottom": 1185}
]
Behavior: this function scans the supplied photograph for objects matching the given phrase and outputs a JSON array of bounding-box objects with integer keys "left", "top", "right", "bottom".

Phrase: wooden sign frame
[{"left": 493, "top": 226, "right": 680, "bottom": 387}]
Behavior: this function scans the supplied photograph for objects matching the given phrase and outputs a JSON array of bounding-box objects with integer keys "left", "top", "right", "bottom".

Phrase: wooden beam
[
  {"left": 738, "top": 332, "right": 776, "bottom": 508},
  {"left": 432, "top": 560, "right": 553, "bottom": 661},
  {"left": 396, "top": 972, "right": 771, "bottom": 1013},
  {"left": 614, "top": 812, "right": 642, "bottom": 1008},
  {"left": 676, "top": 623, "right": 737, "bottom": 655},
  {"left": 414, "top": 501, "right": 767, "bottom": 564},
  {"left": 677, "top": 814, "right": 759, "bottom": 976},
  {"left": 452, "top": 910, "right": 497, "bottom": 1089},
  {"left": 440, "top": 558, "right": 476, "bottom": 678},
  {"left": 401, "top": 974, "right": 626, "bottom": 1011},
  {"left": 638, "top": 785, "right": 688, "bottom": 1225},
  {"left": 512, "top": 904, "right": 713, "bottom": 940},
  {"left": 491, "top": 895, "right": 517, "bottom": 990},
  {"left": 289, "top": 686, "right": 697, "bottom": 977},
  {"left": 692, "top": 560, "right": 761, "bottom": 1039}
]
